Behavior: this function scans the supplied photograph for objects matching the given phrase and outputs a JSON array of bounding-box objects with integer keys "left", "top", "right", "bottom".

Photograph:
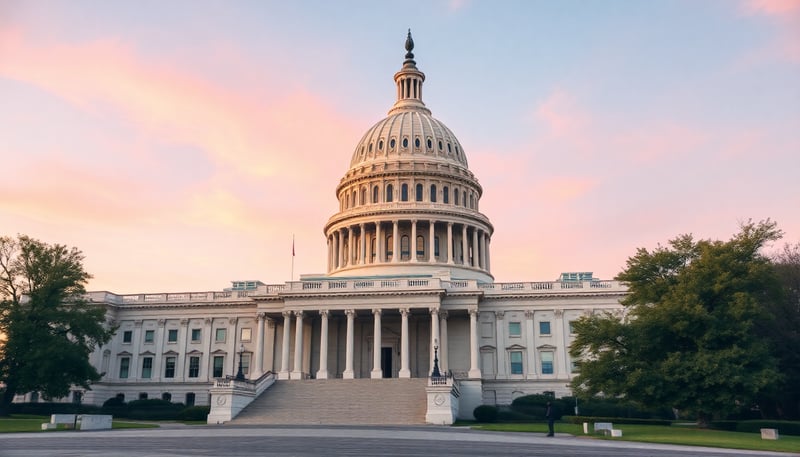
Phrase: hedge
[
  {"left": 473, "top": 405, "right": 498, "bottom": 423},
  {"left": 562, "top": 415, "right": 673, "bottom": 426},
  {"left": 711, "top": 420, "right": 800, "bottom": 436}
]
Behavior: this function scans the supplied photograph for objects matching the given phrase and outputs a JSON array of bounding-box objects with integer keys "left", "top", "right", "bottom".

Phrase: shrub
[
  {"left": 511, "top": 394, "right": 562, "bottom": 419},
  {"left": 496, "top": 408, "right": 536, "bottom": 423},
  {"left": 124, "top": 399, "right": 185, "bottom": 420},
  {"left": 562, "top": 415, "right": 672, "bottom": 426},
  {"left": 473, "top": 405, "right": 498, "bottom": 423},
  {"left": 177, "top": 406, "right": 210, "bottom": 422},
  {"left": 9, "top": 402, "right": 101, "bottom": 416},
  {"left": 709, "top": 420, "right": 739, "bottom": 431}
]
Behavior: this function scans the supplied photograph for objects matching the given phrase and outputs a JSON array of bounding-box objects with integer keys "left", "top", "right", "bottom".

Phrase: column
[
  {"left": 430, "top": 308, "right": 440, "bottom": 375},
  {"left": 472, "top": 227, "right": 480, "bottom": 267},
  {"left": 316, "top": 310, "right": 329, "bottom": 379},
  {"left": 253, "top": 313, "right": 265, "bottom": 378},
  {"left": 348, "top": 227, "right": 354, "bottom": 266},
  {"left": 468, "top": 309, "right": 481, "bottom": 378},
  {"left": 265, "top": 319, "right": 276, "bottom": 372},
  {"left": 153, "top": 319, "right": 165, "bottom": 381},
  {"left": 429, "top": 221, "right": 436, "bottom": 262},
  {"left": 291, "top": 311, "right": 304, "bottom": 379},
  {"left": 399, "top": 308, "right": 410, "bottom": 378},
  {"left": 495, "top": 311, "right": 507, "bottom": 378},
  {"left": 201, "top": 318, "right": 212, "bottom": 380},
  {"left": 279, "top": 311, "right": 291, "bottom": 379},
  {"left": 338, "top": 230, "right": 345, "bottom": 269},
  {"left": 371, "top": 309, "right": 383, "bottom": 378},
  {"left": 130, "top": 320, "right": 142, "bottom": 380},
  {"left": 447, "top": 222, "right": 454, "bottom": 264},
  {"left": 554, "top": 309, "right": 568, "bottom": 378},
  {"left": 485, "top": 235, "right": 491, "bottom": 271},
  {"left": 392, "top": 220, "right": 399, "bottom": 263},
  {"left": 376, "top": 221, "right": 383, "bottom": 263},
  {"left": 343, "top": 309, "right": 355, "bottom": 379},
  {"left": 461, "top": 225, "right": 468, "bottom": 265},
  {"left": 439, "top": 311, "right": 449, "bottom": 373},
  {"left": 327, "top": 236, "right": 332, "bottom": 271},
  {"left": 525, "top": 311, "right": 537, "bottom": 379},
  {"left": 177, "top": 318, "right": 189, "bottom": 381},
  {"left": 480, "top": 230, "right": 487, "bottom": 269},
  {"left": 227, "top": 317, "right": 238, "bottom": 377},
  {"left": 410, "top": 220, "right": 417, "bottom": 262},
  {"left": 359, "top": 223, "right": 366, "bottom": 265}
]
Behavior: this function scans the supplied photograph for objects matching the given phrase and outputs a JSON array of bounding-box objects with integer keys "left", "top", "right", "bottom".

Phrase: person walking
[{"left": 545, "top": 401, "right": 554, "bottom": 437}]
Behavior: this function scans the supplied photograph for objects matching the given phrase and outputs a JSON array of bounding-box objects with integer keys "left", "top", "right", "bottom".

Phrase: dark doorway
[{"left": 381, "top": 347, "right": 393, "bottom": 378}]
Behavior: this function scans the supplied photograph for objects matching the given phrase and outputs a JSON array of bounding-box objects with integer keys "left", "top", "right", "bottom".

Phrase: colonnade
[
  {"left": 276, "top": 308, "right": 482, "bottom": 380},
  {"left": 327, "top": 220, "right": 491, "bottom": 273}
]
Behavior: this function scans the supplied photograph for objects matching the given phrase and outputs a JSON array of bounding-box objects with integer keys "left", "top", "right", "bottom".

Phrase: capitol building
[{"left": 19, "top": 33, "right": 626, "bottom": 423}]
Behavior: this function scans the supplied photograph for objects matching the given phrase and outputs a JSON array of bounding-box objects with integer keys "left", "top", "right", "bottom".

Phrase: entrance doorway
[{"left": 381, "top": 347, "right": 393, "bottom": 378}]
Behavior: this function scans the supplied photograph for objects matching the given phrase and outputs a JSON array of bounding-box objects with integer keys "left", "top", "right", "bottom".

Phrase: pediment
[
  {"left": 506, "top": 343, "right": 526, "bottom": 350},
  {"left": 536, "top": 344, "right": 557, "bottom": 350}
]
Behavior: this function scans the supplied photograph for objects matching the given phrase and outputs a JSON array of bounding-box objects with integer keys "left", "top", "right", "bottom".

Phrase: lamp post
[
  {"left": 235, "top": 343, "right": 245, "bottom": 381},
  {"left": 431, "top": 338, "right": 441, "bottom": 378}
]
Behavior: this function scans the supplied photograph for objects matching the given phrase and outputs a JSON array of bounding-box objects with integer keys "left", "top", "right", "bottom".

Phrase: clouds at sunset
[{"left": 1, "top": 2, "right": 798, "bottom": 292}]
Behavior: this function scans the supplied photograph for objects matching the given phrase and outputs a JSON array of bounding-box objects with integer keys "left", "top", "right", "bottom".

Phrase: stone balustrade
[{"left": 86, "top": 280, "right": 625, "bottom": 305}]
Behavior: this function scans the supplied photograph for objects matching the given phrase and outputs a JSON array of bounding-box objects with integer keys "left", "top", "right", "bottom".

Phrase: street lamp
[
  {"left": 235, "top": 343, "right": 245, "bottom": 381},
  {"left": 431, "top": 338, "right": 441, "bottom": 378}
]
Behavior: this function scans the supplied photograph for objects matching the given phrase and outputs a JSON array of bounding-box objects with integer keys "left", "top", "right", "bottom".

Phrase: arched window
[
  {"left": 463, "top": 191, "right": 467, "bottom": 207},
  {"left": 454, "top": 188, "right": 460, "bottom": 206},
  {"left": 352, "top": 191, "right": 356, "bottom": 208},
  {"left": 401, "top": 184, "right": 409, "bottom": 201},
  {"left": 344, "top": 196, "right": 348, "bottom": 209},
  {"left": 386, "top": 184, "right": 394, "bottom": 202},
  {"left": 373, "top": 185, "right": 379, "bottom": 203},
  {"left": 360, "top": 188, "right": 366, "bottom": 205},
  {"left": 470, "top": 193, "right": 475, "bottom": 209},
  {"left": 415, "top": 183, "right": 423, "bottom": 202},
  {"left": 401, "top": 235, "right": 410, "bottom": 260},
  {"left": 430, "top": 184, "right": 437, "bottom": 202},
  {"left": 162, "top": 392, "right": 172, "bottom": 402},
  {"left": 443, "top": 186, "right": 449, "bottom": 204},
  {"left": 416, "top": 235, "right": 425, "bottom": 259},
  {"left": 386, "top": 235, "right": 393, "bottom": 261},
  {"left": 435, "top": 236, "right": 440, "bottom": 258}
]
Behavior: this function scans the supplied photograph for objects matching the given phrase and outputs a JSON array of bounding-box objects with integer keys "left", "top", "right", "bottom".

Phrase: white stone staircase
[{"left": 231, "top": 378, "right": 428, "bottom": 425}]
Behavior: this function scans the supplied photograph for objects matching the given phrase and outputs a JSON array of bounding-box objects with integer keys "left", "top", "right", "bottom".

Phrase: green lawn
[
  {"left": 471, "top": 422, "right": 800, "bottom": 453},
  {"left": 0, "top": 415, "right": 159, "bottom": 433}
]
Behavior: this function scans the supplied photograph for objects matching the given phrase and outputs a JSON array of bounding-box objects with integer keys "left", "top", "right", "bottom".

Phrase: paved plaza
[{"left": 1, "top": 425, "right": 795, "bottom": 457}]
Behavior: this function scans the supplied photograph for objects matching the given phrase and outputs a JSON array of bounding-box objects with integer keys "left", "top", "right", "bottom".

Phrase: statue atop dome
[{"left": 405, "top": 29, "right": 414, "bottom": 60}]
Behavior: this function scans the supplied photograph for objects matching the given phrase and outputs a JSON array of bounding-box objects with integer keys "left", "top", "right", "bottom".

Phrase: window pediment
[
  {"left": 479, "top": 345, "right": 496, "bottom": 351},
  {"left": 536, "top": 344, "right": 556, "bottom": 350},
  {"left": 506, "top": 343, "right": 526, "bottom": 350}
]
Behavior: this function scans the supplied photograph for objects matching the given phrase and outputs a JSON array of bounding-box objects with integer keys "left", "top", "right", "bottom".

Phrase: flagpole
[{"left": 291, "top": 234, "right": 295, "bottom": 281}]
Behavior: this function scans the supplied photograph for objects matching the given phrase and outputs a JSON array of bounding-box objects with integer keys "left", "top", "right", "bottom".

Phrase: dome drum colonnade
[{"left": 324, "top": 31, "right": 493, "bottom": 282}]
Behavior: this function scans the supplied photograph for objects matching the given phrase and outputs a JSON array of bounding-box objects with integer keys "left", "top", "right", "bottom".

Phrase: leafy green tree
[
  {"left": 0, "top": 235, "right": 114, "bottom": 416},
  {"left": 570, "top": 220, "right": 783, "bottom": 425},
  {"left": 756, "top": 242, "right": 800, "bottom": 419}
]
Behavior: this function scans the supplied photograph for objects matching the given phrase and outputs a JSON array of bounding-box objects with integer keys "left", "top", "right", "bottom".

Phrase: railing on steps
[
  {"left": 207, "top": 371, "right": 276, "bottom": 424},
  {"left": 426, "top": 370, "right": 460, "bottom": 425}
]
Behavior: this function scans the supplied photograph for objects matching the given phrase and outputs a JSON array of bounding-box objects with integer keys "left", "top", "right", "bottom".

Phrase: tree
[
  {"left": 570, "top": 220, "right": 783, "bottom": 425},
  {"left": 756, "top": 242, "right": 800, "bottom": 419},
  {"left": 0, "top": 235, "right": 114, "bottom": 416}
]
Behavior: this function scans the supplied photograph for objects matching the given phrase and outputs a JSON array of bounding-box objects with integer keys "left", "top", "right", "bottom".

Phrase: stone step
[{"left": 232, "top": 378, "right": 428, "bottom": 425}]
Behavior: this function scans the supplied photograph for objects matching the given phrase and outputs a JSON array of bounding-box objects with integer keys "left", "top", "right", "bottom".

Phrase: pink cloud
[
  {"left": 739, "top": 0, "right": 800, "bottom": 63},
  {"left": 534, "top": 89, "right": 588, "bottom": 138},
  {"left": 742, "top": 0, "right": 800, "bottom": 16}
]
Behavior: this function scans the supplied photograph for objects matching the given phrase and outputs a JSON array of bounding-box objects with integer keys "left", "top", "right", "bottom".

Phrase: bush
[
  {"left": 123, "top": 399, "right": 185, "bottom": 420},
  {"left": 9, "top": 402, "right": 101, "bottom": 416},
  {"left": 473, "top": 405, "right": 498, "bottom": 423},
  {"left": 511, "top": 394, "right": 562, "bottom": 419},
  {"left": 562, "top": 415, "right": 672, "bottom": 426},
  {"left": 708, "top": 420, "right": 800, "bottom": 436},
  {"left": 177, "top": 406, "right": 210, "bottom": 421},
  {"left": 496, "top": 408, "right": 537, "bottom": 423}
]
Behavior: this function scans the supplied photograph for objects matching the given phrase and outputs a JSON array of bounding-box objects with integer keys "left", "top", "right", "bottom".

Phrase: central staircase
[{"left": 231, "top": 378, "right": 428, "bottom": 425}]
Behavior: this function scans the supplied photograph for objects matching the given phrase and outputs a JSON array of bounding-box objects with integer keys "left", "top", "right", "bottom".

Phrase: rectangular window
[
  {"left": 241, "top": 353, "right": 251, "bottom": 375},
  {"left": 539, "top": 321, "right": 551, "bottom": 335},
  {"left": 122, "top": 330, "right": 132, "bottom": 343},
  {"left": 508, "top": 322, "right": 521, "bottom": 337},
  {"left": 569, "top": 321, "right": 576, "bottom": 334},
  {"left": 167, "top": 329, "right": 178, "bottom": 343},
  {"left": 510, "top": 351, "right": 523, "bottom": 374},
  {"left": 191, "top": 328, "right": 201, "bottom": 342},
  {"left": 141, "top": 357, "right": 153, "bottom": 378},
  {"left": 212, "top": 356, "right": 224, "bottom": 378},
  {"left": 215, "top": 328, "right": 226, "bottom": 343},
  {"left": 119, "top": 357, "right": 130, "bottom": 379},
  {"left": 541, "top": 351, "right": 554, "bottom": 375},
  {"left": 144, "top": 330, "right": 155, "bottom": 343},
  {"left": 164, "top": 356, "right": 176, "bottom": 378},
  {"left": 188, "top": 356, "right": 200, "bottom": 378},
  {"left": 240, "top": 328, "right": 252, "bottom": 343}
]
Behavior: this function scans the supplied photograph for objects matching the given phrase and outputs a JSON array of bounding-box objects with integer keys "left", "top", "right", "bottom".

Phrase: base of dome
[{"left": 326, "top": 262, "right": 493, "bottom": 283}]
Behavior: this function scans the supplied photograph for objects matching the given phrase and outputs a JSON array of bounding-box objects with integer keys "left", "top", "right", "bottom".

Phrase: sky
[{"left": 1, "top": 0, "right": 798, "bottom": 294}]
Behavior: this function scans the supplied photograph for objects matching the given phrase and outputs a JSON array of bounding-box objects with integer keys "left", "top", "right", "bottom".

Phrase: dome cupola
[{"left": 325, "top": 32, "right": 494, "bottom": 282}]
